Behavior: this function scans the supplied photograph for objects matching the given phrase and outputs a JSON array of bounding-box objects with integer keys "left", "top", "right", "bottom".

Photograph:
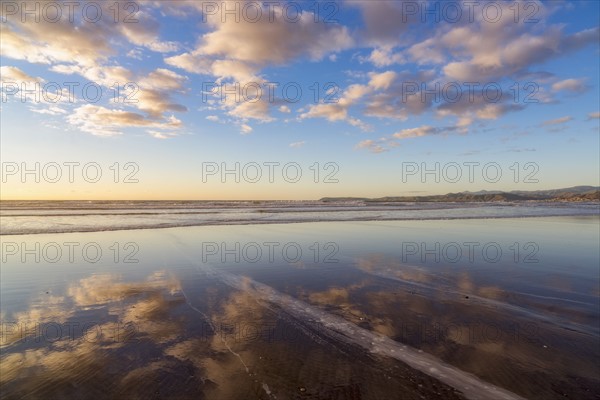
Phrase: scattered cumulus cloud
[
  {"left": 2, "top": 0, "right": 598, "bottom": 140},
  {"left": 240, "top": 124, "right": 253, "bottom": 135},
  {"left": 588, "top": 112, "right": 600, "bottom": 120},
  {"left": 355, "top": 139, "right": 389, "bottom": 154},
  {"left": 543, "top": 116, "right": 573, "bottom": 126},
  {"left": 552, "top": 78, "right": 588, "bottom": 93}
]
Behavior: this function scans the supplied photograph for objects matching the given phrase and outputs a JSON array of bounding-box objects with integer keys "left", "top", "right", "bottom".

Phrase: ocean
[{"left": 1, "top": 202, "right": 599, "bottom": 399}]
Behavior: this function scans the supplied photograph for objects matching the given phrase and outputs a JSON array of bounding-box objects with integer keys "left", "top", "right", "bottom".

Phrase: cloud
[
  {"left": 356, "top": 124, "right": 461, "bottom": 152},
  {"left": 0, "top": 66, "right": 82, "bottom": 106},
  {"left": 30, "top": 106, "right": 68, "bottom": 115},
  {"left": 393, "top": 126, "right": 437, "bottom": 139},
  {"left": 408, "top": 38, "right": 446, "bottom": 65},
  {"left": 3, "top": 0, "right": 598, "bottom": 141},
  {"left": 234, "top": 1, "right": 598, "bottom": 130},
  {"left": 0, "top": 66, "right": 42, "bottom": 83},
  {"left": 393, "top": 125, "right": 461, "bottom": 139},
  {"left": 0, "top": 2, "right": 190, "bottom": 135},
  {"left": 289, "top": 141, "right": 306, "bottom": 148},
  {"left": 46, "top": 64, "right": 189, "bottom": 132},
  {"left": 504, "top": 147, "right": 537, "bottom": 153},
  {"left": 552, "top": 78, "right": 588, "bottom": 93},
  {"left": 118, "top": 11, "right": 180, "bottom": 53},
  {"left": 68, "top": 104, "right": 182, "bottom": 136},
  {"left": 355, "top": 139, "right": 389, "bottom": 154},
  {"left": 411, "top": 2, "right": 597, "bottom": 83},
  {"left": 368, "top": 71, "right": 397, "bottom": 90},
  {"left": 164, "top": 3, "right": 352, "bottom": 123},
  {"left": 444, "top": 25, "right": 599, "bottom": 81},
  {"left": 366, "top": 47, "right": 404, "bottom": 67},
  {"left": 349, "top": 1, "right": 419, "bottom": 46},
  {"left": 300, "top": 65, "right": 528, "bottom": 130},
  {"left": 164, "top": 52, "right": 214, "bottom": 75},
  {"left": 127, "top": 48, "right": 144, "bottom": 60},
  {"left": 588, "top": 112, "right": 600, "bottom": 120},
  {"left": 50, "top": 64, "right": 134, "bottom": 87},
  {"left": 0, "top": 66, "right": 43, "bottom": 103},
  {"left": 240, "top": 124, "right": 253, "bottom": 135},
  {"left": 0, "top": 19, "right": 113, "bottom": 67},
  {"left": 300, "top": 71, "right": 396, "bottom": 128},
  {"left": 200, "top": 13, "right": 351, "bottom": 65},
  {"left": 300, "top": 102, "right": 348, "bottom": 122},
  {"left": 0, "top": 2, "right": 179, "bottom": 68},
  {"left": 147, "top": 130, "right": 181, "bottom": 139},
  {"left": 435, "top": 90, "right": 526, "bottom": 127},
  {"left": 165, "top": 3, "right": 352, "bottom": 74},
  {"left": 135, "top": 68, "right": 189, "bottom": 118},
  {"left": 542, "top": 116, "right": 573, "bottom": 126}
]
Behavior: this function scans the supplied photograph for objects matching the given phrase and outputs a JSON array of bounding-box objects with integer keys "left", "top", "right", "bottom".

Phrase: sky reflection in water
[{"left": 1, "top": 217, "right": 599, "bottom": 399}]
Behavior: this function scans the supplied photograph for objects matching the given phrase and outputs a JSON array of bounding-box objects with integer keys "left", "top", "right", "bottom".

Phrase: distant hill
[
  {"left": 320, "top": 187, "right": 600, "bottom": 203},
  {"left": 508, "top": 186, "right": 599, "bottom": 197}
]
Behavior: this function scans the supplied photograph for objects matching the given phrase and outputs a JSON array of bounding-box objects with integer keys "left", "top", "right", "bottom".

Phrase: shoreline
[{"left": 2, "top": 212, "right": 599, "bottom": 236}]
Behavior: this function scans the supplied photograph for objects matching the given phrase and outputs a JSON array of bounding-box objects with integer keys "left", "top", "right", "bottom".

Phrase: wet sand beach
[{"left": 1, "top": 216, "right": 599, "bottom": 399}]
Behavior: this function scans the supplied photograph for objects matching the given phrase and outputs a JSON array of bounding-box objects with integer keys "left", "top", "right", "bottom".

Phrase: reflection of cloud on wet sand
[
  {"left": 309, "top": 287, "right": 350, "bottom": 304},
  {"left": 66, "top": 271, "right": 187, "bottom": 343},
  {"left": 2, "top": 270, "right": 279, "bottom": 399},
  {"left": 356, "top": 255, "right": 436, "bottom": 285},
  {"left": 68, "top": 271, "right": 181, "bottom": 307},
  {"left": 298, "top": 254, "right": 600, "bottom": 398},
  {"left": 1, "top": 295, "right": 71, "bottom": 346},
  {"left": 0, "top": 271, "right": 203, "bottom": 398},
  {"left": 187, "top": 281, "right": 275, "bottom": 399},
  {"left": 3, "top": 262, "right": 598, "bottom": 400},
  {"left": 1, "top": 340, "right": 119, "bottom": 394}
]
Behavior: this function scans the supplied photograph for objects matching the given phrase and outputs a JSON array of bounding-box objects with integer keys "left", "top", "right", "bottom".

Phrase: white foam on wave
[{"left": 1, "top": 202, "right": 598, "bottom": 235}]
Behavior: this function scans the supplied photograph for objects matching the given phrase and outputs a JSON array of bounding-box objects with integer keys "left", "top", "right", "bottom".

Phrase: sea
[{"left": 1, "top": 200, "right": 599, "bottom": 399}]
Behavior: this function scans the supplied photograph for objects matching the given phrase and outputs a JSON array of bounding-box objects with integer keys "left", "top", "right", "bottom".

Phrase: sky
[{"left": 0, "top": 0, "right": 599, "bottom": 200}]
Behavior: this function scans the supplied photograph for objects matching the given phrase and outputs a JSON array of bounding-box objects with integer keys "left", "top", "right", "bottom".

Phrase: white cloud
[
  {"left": 196, "top": 5, "right": 352, "bottom": 65},
  {"left": 68, "top": 104, "right": 182, "bottom": 136},
  {"left": 127, "top": 48, "right": 144, "bottom": 60},
  {"left": 355, "top": 139, "right": 388, "bottom": 154},
  {"left": 552, "top": 78, "right": 587, "bottom": 93},
  {"left": 442, "top": 25, "right": 599, "bottom": 82},
  {"left": 0, "top": 1, "right": 181, "bottom": 69},
  {"left": 300, "top": 71, "right": 396, "bottom": 129},
  {"left": 289, "top": 141, "right": 306, "bottom": 148},
  {"left": 393, "top": 126, "right": 437, "bottom": 139},
  {"left": 240, "top": 124, "right": 253, "bottom": 135},
  {"left": 368, "top": 71, "right": 397, "bottom": 90},
  {"left": 543, "top": 116, "right": 573, "bottom": 126},
  {"left": 408, "top": 38, "right": 445, "bottom": 65},
  {"left": 3, "top": 0, "right": 598, "bottom": 141},
  {"left": 0, "top": 66, "right": 42, "bottom": 83},
  {"left": 30, "top": 106, "right": 67, "bottom": 115},
  {"left": 164, "top": 3, "right": 353, "bottom": 123},
  {"left": 147, "top": 130, "right": 180, "bottom": 139},
  {"left": 367, "top": 47, "right": 404, "bottom": 67}
]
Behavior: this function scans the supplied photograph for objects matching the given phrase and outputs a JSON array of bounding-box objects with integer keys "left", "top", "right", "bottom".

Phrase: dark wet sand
[{"left": 1, "top": 218, "right": 599, "bottom": 399}]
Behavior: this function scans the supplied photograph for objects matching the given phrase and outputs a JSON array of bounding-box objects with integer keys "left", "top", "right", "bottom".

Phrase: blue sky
[{"left": 1, "top": 0, "right": 599, "bottom": 199}]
